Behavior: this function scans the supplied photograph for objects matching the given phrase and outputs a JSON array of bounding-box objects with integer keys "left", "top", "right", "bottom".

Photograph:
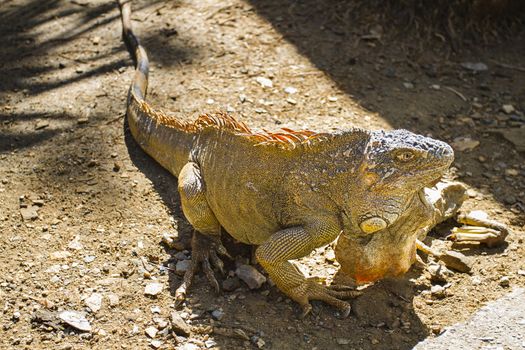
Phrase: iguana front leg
[
  {"left": 447, "top": 212, "right": 510, "bottom": 248},
  {"left": 256, "top": 222, "right": 361, "bottom": 318},
  {"left": 175, "top": 162, "right": 230, "bottom": 304}
]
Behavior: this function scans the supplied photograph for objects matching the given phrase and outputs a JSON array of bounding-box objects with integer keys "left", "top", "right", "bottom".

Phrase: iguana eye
[{"left": 395, "top": 150, "right": 415, "bottom": 162}]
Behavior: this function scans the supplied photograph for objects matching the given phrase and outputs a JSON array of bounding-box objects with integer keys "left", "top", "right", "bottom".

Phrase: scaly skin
[{"left": 117, "top": 1, "right": 454, "bottom": 316}]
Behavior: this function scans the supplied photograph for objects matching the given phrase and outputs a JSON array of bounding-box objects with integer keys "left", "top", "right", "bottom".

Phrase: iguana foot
[
  {"left": 293, "top": 278, "right": 362, "bottom": 318},
  {"left": 175, "top": 231, "right": 231, "bottom": 306},
  {"left": 447, "top": 211, "right": 509, "bottom": 248}
]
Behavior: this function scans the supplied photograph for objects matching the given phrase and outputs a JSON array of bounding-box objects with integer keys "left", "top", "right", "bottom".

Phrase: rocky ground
[{"left": 0, "top": 1, "right": 524, "bottom": 349}]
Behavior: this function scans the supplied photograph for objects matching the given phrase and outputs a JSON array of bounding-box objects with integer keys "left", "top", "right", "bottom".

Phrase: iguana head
[
  {"left": 361, "top": 129, "right": 454, "bottom": 192},
  {"left": 355, "top": 130, "right": 454, "bottom": 234}
]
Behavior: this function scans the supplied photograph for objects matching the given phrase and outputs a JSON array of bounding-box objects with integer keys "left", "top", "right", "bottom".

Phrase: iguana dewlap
[
  {"left": 118, "top": 1, "right": 456, "bottom": 317},
  {"left": 335, "top": 182, "right": 467, "bottom": 283}
]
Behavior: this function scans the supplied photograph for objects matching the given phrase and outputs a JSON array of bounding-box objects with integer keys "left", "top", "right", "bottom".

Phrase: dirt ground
[{"left": 1, "top": 1, "right": 524, "bottom": 349}]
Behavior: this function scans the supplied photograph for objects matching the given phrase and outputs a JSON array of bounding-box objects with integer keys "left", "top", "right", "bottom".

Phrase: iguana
[{"left": 117, "top": 1, "right": 507, "bottom": 317}]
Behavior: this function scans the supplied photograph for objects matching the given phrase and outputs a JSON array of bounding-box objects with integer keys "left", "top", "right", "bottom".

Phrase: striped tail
[
  {"left": 117, "top": 0, "right": 149, "bottom": 103},
  {"left": 117, "top": 0, "right": 194, "bottom": 176}
]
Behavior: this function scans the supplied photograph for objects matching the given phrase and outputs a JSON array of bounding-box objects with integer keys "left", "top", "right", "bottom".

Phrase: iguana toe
[
  {"left": 174, "top": 232, "right": 229, "bottom": 306},
  {"left": 292, "top": 278, "right": 359, "bottom": 318}
]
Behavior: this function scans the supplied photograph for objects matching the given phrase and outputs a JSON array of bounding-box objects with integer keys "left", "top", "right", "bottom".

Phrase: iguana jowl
[{"left": 118, "top": 1, "right": 455, "bottom": 316}]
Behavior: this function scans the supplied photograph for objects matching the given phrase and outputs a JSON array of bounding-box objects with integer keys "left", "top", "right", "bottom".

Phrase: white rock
[
  {"left": 50, "top": 251, "right": 72, "bottom": 260},
  {"left": 284, "top": 86, "right": 297, "bottom": 94},
  {"left": 145, "top": 326, "right": 158, "bottom": 338},
  {"left": 255, "top": 77, "right": 273, "bottom": 88},
  {"left": 451, "top": 137, "right": 480, "bottom": 152},
  {"left": 85, "top": 293, "right": 103, "bottom": 313},
  {"left": 84, "top": 255, "right": 96, "bottom": 263},
  {"left": 467, "top": 210, "right": 489, "bottom": 221},
  {"left": 144, "top": 282, "right": 163, "bottom": 296},
  {"left": 45, "top": 264, "right": 61, "bottom": 273},
  {"left": 106, "top": 293, "right": 119, "bottom": 307},
  {"left": 502, "top": 104, "right": 515, "bottom": 114},
  {"left": 68, "top": 236, "right": 83, "bottom": 250},
  {"left": 431, "top": 285, "right": 447, "bottom": 298},
  {"left": 471, "top": 276, "right": 482, "bottom": 285},
  {"left": 179, "top": 344, "right": 200, "bottom": 350},
  {"left": 211, "top": 309, "right": 224, "bottom": 321},
  {"left": 499, "top": 276, "right": 510, "bottom": 287},
  {"left": 59, "top": 311, "right": 92, "bottom": 332},
  {"left": 460, "top": 62, "right": 488, "bottom": 71},
  {"left": 505, "top": 168, "right": 519, "bottom": 176},
  {"left": 205, "top": 339, "right": 218, "bottom": 348},
  {"left": 150, "top": 340, "right": 162, "bottom": 349}
]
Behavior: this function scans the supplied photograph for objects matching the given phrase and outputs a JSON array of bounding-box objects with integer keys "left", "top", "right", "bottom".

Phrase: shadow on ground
[{"left": 247, "top": 0, "right": 525, "bottom": 214}]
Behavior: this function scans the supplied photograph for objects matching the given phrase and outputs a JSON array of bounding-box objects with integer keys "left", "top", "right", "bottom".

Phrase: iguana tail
[
  {"left": 117, "top": 0, "right": 193, "bottom": 176},
  {"left": 118, "top": 0, "right": 148, "bottom": 102}
]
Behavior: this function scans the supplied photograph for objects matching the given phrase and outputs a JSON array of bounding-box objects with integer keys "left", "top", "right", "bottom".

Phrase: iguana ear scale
[{"left": 359, "top": 217, "right": 388, "bottom": 234}]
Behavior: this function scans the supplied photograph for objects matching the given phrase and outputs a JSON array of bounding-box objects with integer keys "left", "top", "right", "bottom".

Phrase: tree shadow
[
  {"left": 0, "top": 0, "right": 168, "bottom": 97},
  {"left": 245, "top": 0, "right": 525, "bottom": 214}
]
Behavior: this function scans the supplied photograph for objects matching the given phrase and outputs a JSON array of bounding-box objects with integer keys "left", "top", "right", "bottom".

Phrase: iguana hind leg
[
  {"left": 256, "top": 226, "right": 361, "bottom": 318},
  {"left": 175, "top": 162, "right": 230, "bottom": 304}
]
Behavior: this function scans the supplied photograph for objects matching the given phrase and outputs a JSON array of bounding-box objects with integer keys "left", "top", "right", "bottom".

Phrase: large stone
[
  {"left": 171, "top": 312, "right": 191, "bottom": 336},
  {"left": 20, "top": 206, "right": 38, "bottom": 221},
  {"left": 235, "top": 265, "right": 266, "bottom": 289},
  {"left": 58, "top": 311, "right": 91, "bottom": 332}
]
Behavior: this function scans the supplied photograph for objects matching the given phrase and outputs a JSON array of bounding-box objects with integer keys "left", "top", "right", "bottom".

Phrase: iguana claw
[
  {"left": 175, "top": 232, "right": 230, "bottom": 306},
  {"left": 295, "top": 278, "right": 362, "bottom": 319},
  {"left": 445, "top": 211, "right": 509, "bottom": 248}
]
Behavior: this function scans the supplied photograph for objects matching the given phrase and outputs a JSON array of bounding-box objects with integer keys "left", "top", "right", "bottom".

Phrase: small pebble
[
  {"left": 451, "top": 137, "right": 479, "bottom": 152},
  {"left": 205, "top": 339, "right": 217, "bottom": 348},
  {"left": 284, "top": 86, "right": 297, "bottom": 94},
  {"left": 460, "top": 62, "right": 488, "bottom": 71},
  {"left": 222, "top": 277, "right": 241, "bottom": 292},
  {"left": 502, "top": 104, "right": 515, "bottom": 114},
  {"left": 471, "top": 276, "right": 482, "bottom": 285},
  {"left": 211, "top": 309, "right": 224, "bottom": 321},
  {"left": 150, "top": 340, "right": 162, "bottom": 349},
  {"left": 336, "top": 338, "right": 351, "bottom": 345},
  {"left": 85, "top": 293, "right": 103, "bottom": 313},
  {"left": 256, "top": 77, "right": 273, "bottom": 88},
  {"left": 499, "top": 276, "right": 510, "bottom": 287},
  {"left": 107, "top": 293, "right": 119, "bottom": 307},
  {"left": 430, "top": 285, "right": 447, "bottom": 299},
  {"left": 176, "top": 260, "right": 191, "bottom": 275}
]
